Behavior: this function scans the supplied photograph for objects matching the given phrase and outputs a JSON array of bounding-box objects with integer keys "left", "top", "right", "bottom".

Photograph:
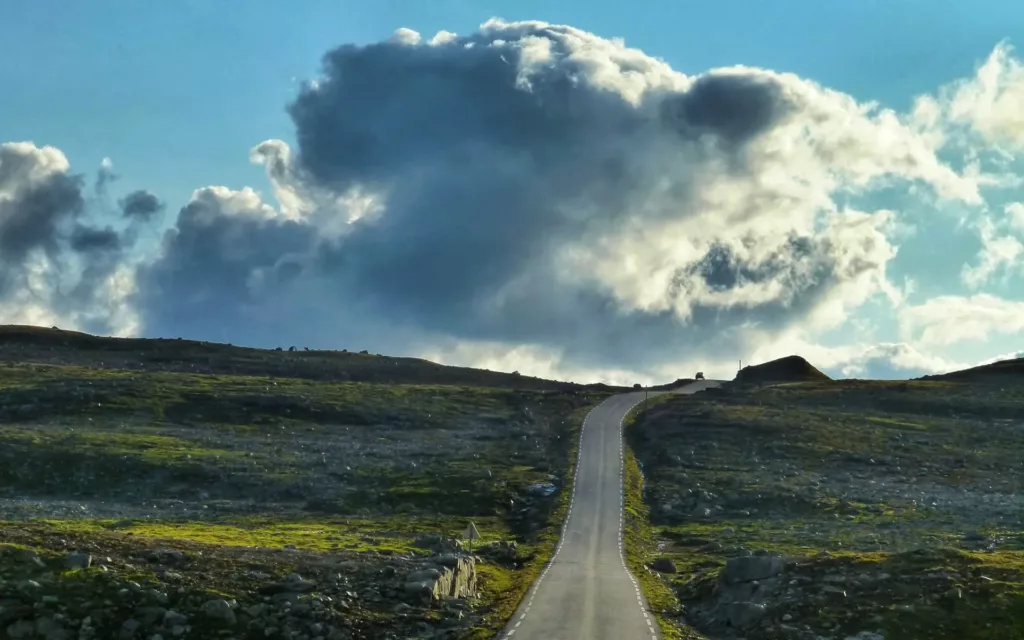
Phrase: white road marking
[
  {"left": 498, "top": 403, "right": 600, "bottom": 639},
  {"left": 499, "top": 393, "right": 667, "bottom": 639}
]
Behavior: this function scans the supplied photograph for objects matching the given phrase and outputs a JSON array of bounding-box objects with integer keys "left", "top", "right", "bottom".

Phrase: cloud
[
  {"left": 830, "top": 343, "right": 966, "bottom": 379},
  {"left": 944, "top": 41, "right": 1024, "bottom": 149},
  {"left": 961, "top": 216, "right": 1024, "bottom": 288},
  {"left": 129, "top": 19, "right": 990, "bottom": 379},
  {"left": 5, "top": 22, "right": 1022, "bottom": 384},
  {"left": 119, "top": 189, "right": 164, "bottom": 220},
  {"left": 1008, "top": 202, "right": 1024, "bottom": 231},
  {"left": 746, "top": 332, "right": 967, "bottom": 380},
  {"left": 900, "top": 294, "right": 1024, "bottom": 347},
  {"left": 0, "top": 142, "right": 138, "bottom": 335}
]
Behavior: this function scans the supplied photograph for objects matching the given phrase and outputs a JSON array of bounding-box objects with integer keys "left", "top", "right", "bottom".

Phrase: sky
[{"left": 1, "top": 0, "right": 1023, "bottom": 384}]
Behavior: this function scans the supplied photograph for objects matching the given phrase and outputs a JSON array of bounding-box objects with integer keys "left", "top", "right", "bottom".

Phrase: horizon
[
  {"left": 3, "top": 3, "right": 1024, "bottom": 385},
  {"left": 3, "top": 322, "right": 1018, "bottom": 386}
]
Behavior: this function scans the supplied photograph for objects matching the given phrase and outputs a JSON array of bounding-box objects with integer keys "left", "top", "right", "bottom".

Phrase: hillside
[
  {"left": 733, "top": 355, "right": 831, "bottom": 385},
  {"left": 920, "top": 355, "right": 1024, "bottom": 383},
  {"left": 625, "top": 377, "right": 1024, "bottom": 640},
  {"left": 0, "top": 325, "right": 616, "bottom": 640},
  {"left": 0, "top": 324, "right": 608, "bottom": 391}
]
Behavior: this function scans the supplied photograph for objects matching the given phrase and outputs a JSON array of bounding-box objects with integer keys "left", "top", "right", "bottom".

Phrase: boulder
[
  {"left": 722, "top": 554, "right": 785, "bottom": 584},
  {"left": 651, "top": 557, "right": 677, "bottom": 574},
  {"left": 404, "top": 556, "right": 477, "bottom": 603}
]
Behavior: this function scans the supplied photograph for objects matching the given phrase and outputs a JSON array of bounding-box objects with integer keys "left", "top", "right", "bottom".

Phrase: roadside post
[{"left": 462, "top": 521, "right": 480, "bottom": 554}]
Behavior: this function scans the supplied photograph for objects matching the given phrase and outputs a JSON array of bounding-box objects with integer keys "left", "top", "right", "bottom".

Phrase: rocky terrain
[
  {"left": 626, "top": 360, "right": 1024, "bottom": 639},
  {"left": 0, "top": 327, "right": 611, "bottom": 639}
]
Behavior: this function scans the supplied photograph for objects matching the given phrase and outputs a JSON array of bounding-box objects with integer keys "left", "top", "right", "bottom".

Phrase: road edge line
[{"left": 495, "top": 399, "right": 602, "bottom": 639}]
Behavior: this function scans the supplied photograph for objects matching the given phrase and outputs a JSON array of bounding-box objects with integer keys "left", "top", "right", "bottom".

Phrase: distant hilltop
[{"left": 734, "top": 355, "right": 830, "bottom": 384}]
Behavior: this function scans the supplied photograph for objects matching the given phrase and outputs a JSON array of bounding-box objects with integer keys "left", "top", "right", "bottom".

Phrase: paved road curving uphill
[{"left": 498, "top": 380, "right": 721, "bottom": 639}]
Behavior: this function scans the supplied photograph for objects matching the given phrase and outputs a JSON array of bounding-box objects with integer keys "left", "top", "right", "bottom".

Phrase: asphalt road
[{"left": 499, "top": 380, "right": 721, "bottom": 640}]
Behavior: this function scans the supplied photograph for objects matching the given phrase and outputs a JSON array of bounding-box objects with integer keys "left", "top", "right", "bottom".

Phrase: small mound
[
  {"left": 734, "top": 355, "right": 830, "bottom": 385},
  {"left": 920, "top": 356, "right": 1024, "bottom": 383}
]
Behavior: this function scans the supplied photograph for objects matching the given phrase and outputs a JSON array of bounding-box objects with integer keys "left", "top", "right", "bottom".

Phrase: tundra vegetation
[
  {"left": 625, "top": 356, "right": 1024, "bottom": 640},
  {"left": 0, "top": 325, "right": 616, "bottom": 640}
]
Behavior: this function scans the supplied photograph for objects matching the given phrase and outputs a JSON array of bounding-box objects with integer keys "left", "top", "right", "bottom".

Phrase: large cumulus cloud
[
  {"left": 5, "top": 20, "right": 1022, "bottom": 381},
  {"left": 132, "top": 20, "right": 986, "bottom": 376}
]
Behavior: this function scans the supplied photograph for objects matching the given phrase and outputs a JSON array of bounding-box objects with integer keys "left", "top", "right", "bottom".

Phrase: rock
[
  {"left": 6, "top": 620, "right": 34, "bottom": 639},
  {"left": 120, "top": 619, "right": 142, "bottom": 639},
  {"left": 404, "top": 556, "right": 477, "bottom": 602},
  {"left": 64, "top": 551, "right": 92, "bottom": 570},
  {"left": 722, "top": 554, "right": 785, "bottom": 584},
  {"left": 34, "top": 617, "right": 71, "bottom": 640},
  {"left": 163, "top": 610, "right": 188, "bottom": 627},
  {"left": 722, "top": 601, "right": 767, "bottom": 629},
  {"left": 651, "top": 557, "right": 677, "bottom": 574},
  {"left": 148, "top": 549, "right": 187, "bottom": 566},
  {"left": 259, "top": 573, "right": 317, "bottom": 595},
  {"left": 201, "top": 599, "right": 237, "bottom": 625}
]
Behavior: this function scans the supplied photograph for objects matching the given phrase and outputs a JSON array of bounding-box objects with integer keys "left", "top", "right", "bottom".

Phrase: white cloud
[
  {"left": 946, "top": 41, "right": 1024, "bottom": 149},
  {"left": 961, "top": 216, "right": 1024, "bottom": 288},
  {"left": 1008, "top": 202, "right": 1024, "bottom": 231},
  {"left": 900, "top": 294, "right": 1024, "bottom": 347},
  {"left": 388, "top": 27, "right": 421, "bottom": 45}
]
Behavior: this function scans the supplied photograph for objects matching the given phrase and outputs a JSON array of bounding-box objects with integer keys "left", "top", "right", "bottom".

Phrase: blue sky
[
  {"left": 1, "top": 1, "right": 1022, "bottom": 382},
  {"left": 5, "top": 0, "right": 1018, "bottom": 209}
]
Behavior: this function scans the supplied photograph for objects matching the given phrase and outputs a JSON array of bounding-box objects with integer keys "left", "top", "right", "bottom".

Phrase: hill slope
[
  {"left": 626, "top": 377, "right": 1024, "bottom": 639},
  {"left": 0, "top": 324, "right": 620, "bottom": 639},
  {"left": 734, "top": 354, "right": 830, "bottom": 385},
  {"left": 0, "top": 324, "right": 603, "bottom": 390},
  {"left": 920, "top": 355, "right": 1024, "bottom": 383}
]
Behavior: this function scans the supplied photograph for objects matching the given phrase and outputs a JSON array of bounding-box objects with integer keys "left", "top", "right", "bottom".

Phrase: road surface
[{"left": 499, "top": 380, "right": 721, "bottom": 640}]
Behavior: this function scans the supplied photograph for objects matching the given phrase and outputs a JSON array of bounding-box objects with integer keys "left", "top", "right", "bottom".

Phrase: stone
[
  {"left": 651, "top": 557, "right": 677, "bottom": 574},
  {"left": 722, "top": 601, "right": 767, "bottom": 629},
  {"left": 120, "top": 619, "right": 142, "bottom": 639},
  {"left": 34, "top": 617, "right": 71, "bottom": 640},
  {"left": 6, "top": 620, "right": 35, "bottom": 639},
  {"left": 201, "top": 599, "right": 237, "bottom": 625},
  {"left": 64, "top": 552, "right": 92, "bottom": 570},
  {"left": 722, "top": 555, "right": 785, "bottom": 584},
  {"left": 404, "top": 557, "right": 477, "bottom": 602},
  {"left": 163, "top": 610, "right": 188, "bottom": 627},
  {"left": 260, "top": 573, "right": 317, "bottom": 595}
]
